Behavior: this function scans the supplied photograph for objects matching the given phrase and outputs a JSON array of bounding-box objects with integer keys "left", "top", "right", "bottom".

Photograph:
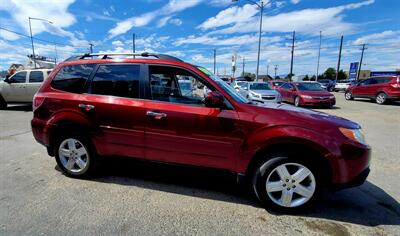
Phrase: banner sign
[{"left": 349, "top": 62, "right": 359, "bottom": 81}]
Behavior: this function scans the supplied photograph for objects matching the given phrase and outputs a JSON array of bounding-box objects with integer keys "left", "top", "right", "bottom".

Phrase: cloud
[
  {"left": 157, "top": 16, "right": 172, "bottom": 28},
  {"left": 0, "top": 0, "right": 76, "bottom": 36},
  {"left": 209, "top": 0, "right": 232, "bottom": 7},
  {"left": 111, "top": 40, "right": 124, "bottom": 47},
  {"left": 353, "top": 30, "right": 400, "bottom": 45},
  {"left": 108, "top": 0, "right": 201, "bottom": 38},
  {"left": 200, "top": 0, "right": 375, "bottom": 36},
  {"left": 197, "top": 4, "right": 259, "bottom": 30},
  {"left": 175, "top": 34, "right": 282, "bottom": 46},
  {"left": 291, "top": 0, "right": 301, "bottom": 4},
  {"left": 0, "top": 29, "right": 20, "bottom": 40},
  {"left": 169, "top": 18, "right": 182, "bottom": 26}
]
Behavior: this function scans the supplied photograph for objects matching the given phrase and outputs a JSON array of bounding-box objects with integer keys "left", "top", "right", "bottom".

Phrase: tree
[
  {"left": 310, "top": 75, "right": 316, "bottom": 81},
  {"left": 323, "top": 68, "right": 336, "bottom": 80},
  {"left": 303, "top": 75, "right": 310, "bottom": 81},
  {"left": 337, "top": 70, "right": 347, "bottom": 80},
  {"left": 241, "top": 72, "right": 255, "bottom": 80}
]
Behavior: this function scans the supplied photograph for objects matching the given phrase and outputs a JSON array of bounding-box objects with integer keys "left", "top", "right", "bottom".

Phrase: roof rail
[{"left": 64, "top": 52, "right": 183, "bottom": 62}]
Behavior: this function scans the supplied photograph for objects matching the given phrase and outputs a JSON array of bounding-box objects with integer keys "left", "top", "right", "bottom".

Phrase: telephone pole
[
  {"left": 213, "top": 49, "right": 216, "bottom": 74},
  {"left": 335, "top": 35, "right": 343, "bottom": 82},
  {"left": 132, "top": 33, "right": 136, "bottom": 58},
  {"left": 357, "top": 44, "right": 367, "bottom": 80},
  {"left": 242, "top": 56, "right": 245, "bottom": 76},
  {"left": 289, "top": 31, "right": 295, "bottom": 81},
  {"left": 316, "top": 31, "right": 322, "bottom": 78},
  {"left": 267, "top": 64, "right": 269, "bottom": 76},
  {"left": 274, "top": 64, "right": 278, "bottom": 78},
  {"left": 89, "top": 43, "right": 93, "bottom": 53}
]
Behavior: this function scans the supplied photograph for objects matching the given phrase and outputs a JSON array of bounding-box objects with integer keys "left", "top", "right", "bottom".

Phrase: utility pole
[
  {"left": 316, "top": 31, "right": 322, "bottom": 79},
  {"left": 213, "top": 49, "right": 216, "bottom": 74},
  {"left": 267, "top": 64, "right": 269, "bottom": 76},
  {"left": 242, "top": 56, "right": 245, "bottom": 76},
  {"left": 132, "top": 33, "right": 136, "bottom": 58},
  {"left": 335, "top": 35, "right": 343, "bottom": 82},
  {"left": 357, "top": 44, "right": 367, "bottom": 80},
  {"left": 89, "top": 43, "right": 93, "bottom": 53},
  {"left": 289, "top": 30, "right": 295, "bottom": 81},
  {"left": 274, "top": 64, "right": 278, "bottom": 78},
  {"left": 54, "top": 44, "right": 58, "bottom": 64},
  {"left": 28, "top": 17, "right": 36, "bottom": 68}
]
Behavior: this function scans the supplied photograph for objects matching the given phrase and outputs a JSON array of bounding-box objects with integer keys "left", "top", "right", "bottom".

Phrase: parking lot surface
[{"left": 0, "top": 94, "right": 399, "bottom": 235}]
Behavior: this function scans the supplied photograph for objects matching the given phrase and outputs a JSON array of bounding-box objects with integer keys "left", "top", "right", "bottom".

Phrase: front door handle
[
  {"left": 79, "top": 104, "right": 95, "bottom": 111},
  {"left": 146, "top": 111, "right": 167, "bottom": 119}
]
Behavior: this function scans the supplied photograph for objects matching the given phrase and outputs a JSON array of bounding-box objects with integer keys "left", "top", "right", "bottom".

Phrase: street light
[
  {"left": 28, "top": 17, "right": 53, "bottom": 68},
  {"left": 232, "top": 0, "right": 269, "bottom": 81}
]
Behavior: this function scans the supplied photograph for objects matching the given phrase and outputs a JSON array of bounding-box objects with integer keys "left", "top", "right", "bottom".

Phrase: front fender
[{"left": 236, "top": 125, "right": 341, "bottom": 173}]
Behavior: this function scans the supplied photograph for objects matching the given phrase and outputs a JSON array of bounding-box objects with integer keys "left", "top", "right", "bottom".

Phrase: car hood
[
  {"left": 251, "top": 102, "right": 359, "bottom": 129},
  {"left": 298, "top": 90, "right": 332, "bottom": 96},
  {"left": 251, "top": 90, "right": 279, "bottom": 96}
]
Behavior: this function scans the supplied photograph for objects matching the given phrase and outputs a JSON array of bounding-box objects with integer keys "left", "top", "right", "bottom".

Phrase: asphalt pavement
[{"left": 0, "top": 94, "right": 399, "bottom": 235}]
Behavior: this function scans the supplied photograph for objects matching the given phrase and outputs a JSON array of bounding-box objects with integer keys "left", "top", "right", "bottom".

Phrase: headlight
[
  {"left": 250, "top": 92, "right": 261, "bottom": 98},
  {"left": 329, "top": 95, "right": 335, "bottom": 99},
  {"left": 339, "top": 128, "right": 366, "bottom": 144},
  {"left": 301, "top": 95, "right": 312, "bottom": 99}
]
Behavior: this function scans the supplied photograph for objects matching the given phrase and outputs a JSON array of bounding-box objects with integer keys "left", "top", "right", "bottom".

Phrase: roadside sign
[
  {"left": 370, "top": 71, "right": 400, "bottom": 76},
  {"left": 349, "top": 62, "right": 359, "bottom": 81}
]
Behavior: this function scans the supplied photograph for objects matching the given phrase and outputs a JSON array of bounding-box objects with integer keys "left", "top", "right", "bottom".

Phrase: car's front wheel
[
  {"left": 55, "top": 133, "right": 96, "bottom": 178},
  {"left": 376, "top": 92, "right": 387, "bottom": 105},
  {"left": 252, "top": 155, "right": 321, "bottom": 212},
  {"left": 294, "top": 96, "right": 301, "bottom": 107}
]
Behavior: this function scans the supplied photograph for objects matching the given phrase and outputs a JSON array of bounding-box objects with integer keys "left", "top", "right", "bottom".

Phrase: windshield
[
  {"left": 250, "top": 83, "right": 271, "bottom": 90},
  {"left": 295, "top": 83, "right": 324, "bottom": 91},
  {"left": 196, "top": 66, "right": 249, "bottom": 103}
]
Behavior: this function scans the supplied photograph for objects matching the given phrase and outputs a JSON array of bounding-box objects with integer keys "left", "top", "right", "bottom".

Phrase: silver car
[{"left": 239, "top": 82, "right": 282, "bottom": 103}]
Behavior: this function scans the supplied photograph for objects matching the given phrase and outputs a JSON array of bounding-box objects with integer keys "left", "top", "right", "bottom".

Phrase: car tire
[
  {"left": 252, "top": 154, "right": 322, "bottom": 212},
  {"left": 376, "top": 92, "right": 387, "bottom": 105},
  {"left": 345, "top": 91, "right": 353, "bottom": 100},
  {"left": 0, "top": 95, "right": 7, "bottom": 110},
  {"left": 54, "top": 132, "right": 97, "bottom": 178},
  {"left": 294, "top": 96, "right": 301, "bottom": 107}
]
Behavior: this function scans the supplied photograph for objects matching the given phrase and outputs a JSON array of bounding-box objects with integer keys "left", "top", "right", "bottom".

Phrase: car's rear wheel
[
  {"left": 252, "top": 155, "right": 321, "bottom": 212},
  {"left": 55, "top": 133, "right": 96, "bottom": 178},
  {"left": 294, "top": 96, "right": 301, "bottom": 107},
  {"left": 376, "top": 92, "right": 387, "bottom": 105},
  {"left": 345, "top": 91, "right": 353, "bottom": 100}
]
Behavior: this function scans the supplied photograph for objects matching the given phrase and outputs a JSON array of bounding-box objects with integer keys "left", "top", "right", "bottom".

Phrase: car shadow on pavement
[
  {"left": 351, "top": 98, "right": 400, "bottom": 106},
  {"left": 83, "top": 157, "right": 399, "bottom": 227},
  {"left": 3, "top": 104, "right": 32, "bottom": 112}
]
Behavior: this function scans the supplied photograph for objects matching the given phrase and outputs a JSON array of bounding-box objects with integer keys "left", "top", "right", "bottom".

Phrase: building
[{"left": 344, "top": 70, "right": 371, "bottom": 80}]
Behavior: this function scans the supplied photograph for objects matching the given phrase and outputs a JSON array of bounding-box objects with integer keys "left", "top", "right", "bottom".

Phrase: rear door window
[
  {"left": 51, "top": 64, "right": 96, "bottom": 93},
  {"left": 90, "top": 64, "right": 141, "bottom": 99},
  {"left": 29, "top": 71, "right": 44, "bottom": 83}
]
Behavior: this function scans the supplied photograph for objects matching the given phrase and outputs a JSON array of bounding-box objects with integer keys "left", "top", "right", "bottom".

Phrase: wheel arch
[{"left": 244, "top": 140, "right": 333, "bottom": 187}]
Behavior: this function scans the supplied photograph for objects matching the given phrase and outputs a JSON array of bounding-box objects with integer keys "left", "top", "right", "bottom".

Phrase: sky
[{"left": 0, "top": 0, "right": 399, "bottom": 76}]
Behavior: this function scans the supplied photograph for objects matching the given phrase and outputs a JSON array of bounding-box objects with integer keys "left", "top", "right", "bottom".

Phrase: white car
[
  {"left": 334, "top": 80, "right": 355, "bottom": 92},
  {"left": 0, "top": 69, "right": 52, "bottom": 109}
]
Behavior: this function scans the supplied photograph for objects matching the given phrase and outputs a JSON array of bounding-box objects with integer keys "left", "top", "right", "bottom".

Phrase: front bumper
[
  {"left": 332, "top": 167, "right": 370, "bottom": 190},
  {"left": 301, "top": 97, "right": 336, "bottom": 106}
]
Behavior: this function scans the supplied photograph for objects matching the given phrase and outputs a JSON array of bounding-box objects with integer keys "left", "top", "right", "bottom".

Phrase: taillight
[{"left": 33, "top": 94, "right": 45, "bottom": 111}]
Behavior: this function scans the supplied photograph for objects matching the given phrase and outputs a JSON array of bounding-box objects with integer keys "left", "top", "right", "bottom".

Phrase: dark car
[
  {"left": 318, "top": 79, "right": 335, "bottom": 92},
  {"left": 278, "top": 82, "right": 336, "bottom": 108},
  {"left": 32, "top": 52, "right": 370, "bottom": 211},
  {"left": 345, "top": 76, "right": 400, "bottom": 104}
]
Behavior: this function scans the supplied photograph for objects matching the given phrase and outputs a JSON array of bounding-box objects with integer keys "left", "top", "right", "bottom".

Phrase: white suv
[{"left": 0, "top": 69, "right": 52, "bottom": 109}]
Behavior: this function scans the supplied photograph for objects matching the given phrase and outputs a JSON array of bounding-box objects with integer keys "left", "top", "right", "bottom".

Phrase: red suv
[
  {"left": 278, "top": 82, "right": 336, "bottom": 108},
  {"left": 345, "top": 76, "right": 400, "bottom": 104},
  {"left": 31, "top": 53, "right": 370, "bottom": 211}
]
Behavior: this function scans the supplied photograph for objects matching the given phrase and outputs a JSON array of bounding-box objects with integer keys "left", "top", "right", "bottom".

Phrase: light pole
[
  {"left": 28, "top": 17, "right": 53, "bottom": 68},
  {"left": 232, "top": 0, "right": 269, "bottom": 81}
]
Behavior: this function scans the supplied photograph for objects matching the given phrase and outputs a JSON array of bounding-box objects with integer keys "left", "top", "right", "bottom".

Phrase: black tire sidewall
[
  {"left": 54, "top": 132, "right": 96, "bottom": 178},
  {"left": 252, "top": 155, "right": 322, "bottom": 212}
]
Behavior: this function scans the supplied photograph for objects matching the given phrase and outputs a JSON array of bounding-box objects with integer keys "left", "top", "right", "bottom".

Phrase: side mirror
[{"left": 204, "top": 91, "right": 225, "bottom": 108}]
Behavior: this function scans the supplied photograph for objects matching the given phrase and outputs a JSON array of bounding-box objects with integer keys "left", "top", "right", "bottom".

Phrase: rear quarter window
[{"left": 51, "top": 64, "right": 96, "bottom": 93}]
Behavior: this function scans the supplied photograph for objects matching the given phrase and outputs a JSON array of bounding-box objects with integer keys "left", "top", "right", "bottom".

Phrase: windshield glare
[
  {"left": 296, "top": 83, "right": 324, "bottom": 91},
  {"left": 250, "top": 83, "right": 271, "bottom": 90},
  {"left": 196, "top": 66, "right": 248, "bottom": 103}
]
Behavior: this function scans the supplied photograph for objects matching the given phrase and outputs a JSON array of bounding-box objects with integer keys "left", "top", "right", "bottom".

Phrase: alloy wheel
[
  {"left": 265, "top": 163, "right": 316, "bottom": 208},
  {"left": 58, "top": 138, "right": 89, "bottom": 173},
  {"left": 376, "top": 93, "right": 386, "bottom": 104}
]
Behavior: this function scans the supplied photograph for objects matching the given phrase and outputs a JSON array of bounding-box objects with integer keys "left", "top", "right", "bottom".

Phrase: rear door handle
[
  {"left": 79, "top": 104, "right": 95, "bottom": 111},
  {"left": 146, "top": 111, "right": 167, "bottom": 119}
]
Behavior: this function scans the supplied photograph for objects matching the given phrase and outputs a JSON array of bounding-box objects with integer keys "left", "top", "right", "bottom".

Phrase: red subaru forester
[{"left": 31, "top": 53, "right": 370, "bottom": 211}]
